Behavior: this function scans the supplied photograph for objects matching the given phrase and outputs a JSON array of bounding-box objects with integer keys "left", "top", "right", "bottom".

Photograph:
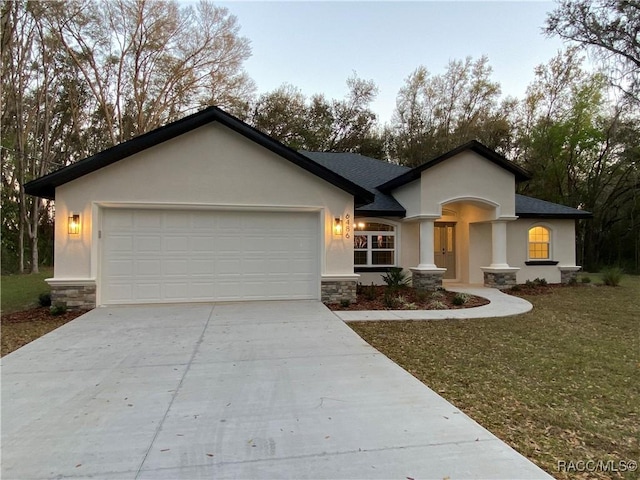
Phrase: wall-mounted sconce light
[
  {"left": 356, "top": 222, "right": 365, "bottom": 230},
  {"left": 68, "top": 214, "right": 80, "bottom": 235},
  {"left": 333, "top": 217, "right": 343, "bottom": 236}
]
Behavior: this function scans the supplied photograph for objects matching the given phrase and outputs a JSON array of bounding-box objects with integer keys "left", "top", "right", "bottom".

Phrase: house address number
[{"left": 345, "top": 213, "right": 351, "bottom": 239}]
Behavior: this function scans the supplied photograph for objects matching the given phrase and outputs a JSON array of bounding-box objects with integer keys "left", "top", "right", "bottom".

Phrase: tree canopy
[
  {"left": 1, "top": 0, "right": 638, "bottom": 274},
  {"left": 546, "top": 0, "right": 640, "bottom": 103}
]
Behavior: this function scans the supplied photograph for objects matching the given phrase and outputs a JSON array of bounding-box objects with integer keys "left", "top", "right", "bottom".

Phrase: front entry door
[{"left": 434, "top": 222, "right": 456, "bottom": 279}]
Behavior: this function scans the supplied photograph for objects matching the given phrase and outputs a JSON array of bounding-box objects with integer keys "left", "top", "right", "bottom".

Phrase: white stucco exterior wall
[
  {"left": 417, "top": 151, "right": 516, "bottom": 218},
  {"left": 392, "top": 181, "right": 421, "bottom": 218},
  {"left": 387, "top": 151, "right": 518, "bottom": 284},
  {"left": 507, "top": 219, "right": 578, "bottom": 283},
  {"left": 53, "top": 122, "right": 355, "bottom": 282}
]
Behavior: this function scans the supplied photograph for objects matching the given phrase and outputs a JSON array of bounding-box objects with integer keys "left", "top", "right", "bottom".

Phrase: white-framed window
[
  {"left": 528, "top": 225, "right": 551, "bottom": 260},
  {"left": 354, "top": 220, "right": 397, "bottom": 267}
]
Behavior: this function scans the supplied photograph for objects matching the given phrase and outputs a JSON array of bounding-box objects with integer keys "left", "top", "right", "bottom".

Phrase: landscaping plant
[
  {"left": 381, "top": 267, "right": 411, "bottom": 290},
  {"left": 601, "top": 266, "right": 624, "bottom": 286}
]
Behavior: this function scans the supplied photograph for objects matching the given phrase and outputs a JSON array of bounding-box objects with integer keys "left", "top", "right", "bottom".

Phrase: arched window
[
  {"left": 528, "top": 226, "right": 551, "bottom": 260},
  {"left": 353, "top": 220, "right": 396, "bottom": 267}
]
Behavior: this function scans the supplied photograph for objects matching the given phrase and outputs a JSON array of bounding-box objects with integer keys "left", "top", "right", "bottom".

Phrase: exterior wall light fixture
[
  {"left": 68, "top": 214, "right": 80, "bottom": 235},
  {"left": 333, "top": 217, "right": 343, "bottom": 236}
]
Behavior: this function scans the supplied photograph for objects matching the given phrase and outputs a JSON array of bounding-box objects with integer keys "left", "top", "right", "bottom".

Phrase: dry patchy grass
[
  {"left": 1, "top": 307, "right": 88, "bottom": 357},
  {"left": 349, "top": 278, "right": 639, "bottom": 479}
]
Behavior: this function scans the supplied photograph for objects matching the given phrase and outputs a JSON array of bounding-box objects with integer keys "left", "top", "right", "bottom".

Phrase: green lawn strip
[
  {"left": 349, "top": 278, "right": 639, "bottom": 480},
  {"left": 1, "top": 268, "right": 54, "bottom": 314}
]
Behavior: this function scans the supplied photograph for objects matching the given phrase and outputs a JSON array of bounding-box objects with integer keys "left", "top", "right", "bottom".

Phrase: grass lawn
[
  {"left": 1, "top": 267, "right": 54, "bottom": 314},
  {"left": 349, "top": 276, "right": 640, "bottom": 480}
]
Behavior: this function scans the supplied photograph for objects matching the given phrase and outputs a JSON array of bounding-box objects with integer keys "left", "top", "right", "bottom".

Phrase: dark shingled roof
[
  {"left": 23, "top": 103, "right": 590, "bottom": 220},
  {"left": 301, "top": 151, "right": 591, "bottom": 219},
  {"left": 515, "top": 194, "right": 592, "bottom": 218},
  {"left": 300, "top": 151, "right": 409, "bottom": 216}
]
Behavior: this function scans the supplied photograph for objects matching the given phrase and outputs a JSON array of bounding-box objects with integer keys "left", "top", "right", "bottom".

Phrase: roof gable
[
  {"left": 377, "top": 140, "right": 531, "bottom": 192},
  {"left": 24, "top": 106, "right": 374, "bottom": 205}
]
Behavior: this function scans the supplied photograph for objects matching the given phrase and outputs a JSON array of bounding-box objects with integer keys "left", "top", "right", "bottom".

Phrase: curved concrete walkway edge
[{"left": 334, "top": 285, "right": 533, "bottom": 322}]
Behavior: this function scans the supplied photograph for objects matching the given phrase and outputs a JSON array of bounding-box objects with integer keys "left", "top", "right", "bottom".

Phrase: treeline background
[{"left": 1, "top": 0, "right": 638, "bottom": 274}]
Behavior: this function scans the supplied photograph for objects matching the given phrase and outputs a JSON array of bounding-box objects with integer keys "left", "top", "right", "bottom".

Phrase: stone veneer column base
[
  {"left": 410, "top": 268, "right": 446, "bottom": 291},
  {"left": 559, "top": 266, "right": 581, "bottom": 284},
  {"left": 321, "top": 276, "right": 358, "bottom": 304},
  {"left": 481, "top": 267, "right": 519, "bottom": 290},
  {"left": 47, "top": 279, "right": 96, "bottom": 310}
]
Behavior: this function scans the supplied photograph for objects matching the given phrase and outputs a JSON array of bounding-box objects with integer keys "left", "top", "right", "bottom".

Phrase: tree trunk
[{"left": 29, "top": 196, "right": 39, "bottom": 273}]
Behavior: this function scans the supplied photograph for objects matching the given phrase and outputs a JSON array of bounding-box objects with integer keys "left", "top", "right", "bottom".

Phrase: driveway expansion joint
[{"left": 134, "top": 304, "right": 216, "bottom": 479}]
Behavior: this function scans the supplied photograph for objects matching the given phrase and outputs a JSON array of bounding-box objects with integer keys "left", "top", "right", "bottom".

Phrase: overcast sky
[{"left": 216, "top": 1, "right": 567, "bottom": 124}]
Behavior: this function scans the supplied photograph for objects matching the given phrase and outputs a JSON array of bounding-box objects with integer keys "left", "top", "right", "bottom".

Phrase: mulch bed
[
  {"left": 327, "top": 286, "right": 490, "bottom": 311},
  {"left": 1, "top": 307, "right": 88, "bottom": 324},
  {"left": 1, "top": 307, "right": 89, "bottom": 357}
]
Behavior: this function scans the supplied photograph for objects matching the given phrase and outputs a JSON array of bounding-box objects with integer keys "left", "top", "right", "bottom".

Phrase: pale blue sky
[{"left": 217, "top": 1, "right": 567, "bottom": 123}]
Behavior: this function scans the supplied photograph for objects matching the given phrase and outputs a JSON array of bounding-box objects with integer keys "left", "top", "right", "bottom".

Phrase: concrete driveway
[{"left": 2, "top": 301, "right": 552, "bottom": 479}]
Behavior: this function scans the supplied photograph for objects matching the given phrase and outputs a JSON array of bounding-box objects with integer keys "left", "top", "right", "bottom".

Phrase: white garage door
[{"left": 101, "top": 209, "right": 320, "bottom": 305}]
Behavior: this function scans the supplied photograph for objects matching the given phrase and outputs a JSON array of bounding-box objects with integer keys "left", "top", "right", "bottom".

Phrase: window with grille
[
  {"left": 354, "top": 221, "right": 396, "bottom": 267},
  {"left": 528, "top": 226, "right": 550, "bottom": 259}
]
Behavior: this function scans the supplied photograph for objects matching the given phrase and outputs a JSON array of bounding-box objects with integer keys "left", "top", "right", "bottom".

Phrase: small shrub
[
  {"left": 415, "top": 290, "right": 429, "bottom": 303},
  {"left": 568, "top": 276, "right": 578, "bottom": 286},
  {"left": 363, "top": 283, "right": 377, "bottom": 301},
  {"left": 38, "top": 292, "right": 52, "bottom": 307},
  {"left": 534, "top": 277, "right": 548, "bottom": 286},
  {"left": 452, "top": 293, "right": 470, "bottom": 306},
  {"left": 525, "top": 279, "right": 535, "bottom": 287},
  {"left": 50, "top": 303, "right": 67, "bottom": 316},
  {"left": 383, "top": 290, "right": 399, "bottom": 309},
  {"left": 510, "top": 284, "right": 521, "bottom": 292},
  {"left": 340, "top": 299, "right": 351, "bottom": 308},
  {"left": 428, "top": 300, "right": 447, "bottom": 310},
  {"left": 430, "top": 290, "right": 445, "bottom": 299},
  {"left": 381, "top": 268, "right": 411, "bottom": 290},
  {"left": 601, "top": 267, "right": 624, "bottom": 286},
  {"left": 356, "top": 282, "right": 364, "bottom": 295},
  {"left": 580, "top": 276, "right": 592, "bottom": 284},
  {"left": 395, "top": 295, "right": 418, "bottom": 310}
]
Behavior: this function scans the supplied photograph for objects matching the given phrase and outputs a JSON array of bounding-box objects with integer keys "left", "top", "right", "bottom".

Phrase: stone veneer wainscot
[
  {"left": 48, "top": 279, "right": 96, "bottom": 310},
  {"left": 410, "top": 269, "right": 446, "bottom": 291},
  {"left": 321, "top": 279, "right": 357, "bottom": 303}
]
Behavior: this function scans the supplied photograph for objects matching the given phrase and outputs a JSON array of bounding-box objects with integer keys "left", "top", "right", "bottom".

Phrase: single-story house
[{"left": 25, "top": 106, "right": 591, "bottom": 309}]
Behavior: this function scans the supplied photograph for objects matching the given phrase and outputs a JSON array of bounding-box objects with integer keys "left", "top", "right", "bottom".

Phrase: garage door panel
[
  {"left": 139, "top": 210, "right": 163, "bottom": 226},
  {"left": 189, "top": 259, "right": 215, "bottom": 275},
  {"left": 190, "top": 282, "right": 215, "bottom": 299},
  {"left": 101, "top": 209, "right": 319, "bottom": 304},
  {"left": 136, "top": 283, "right": 162, "bottom": 301},
  {"left": 135, "top": 236, "right": 162, "bottom": 254},
  {"left": 267, "top": 258, "right": 292, "bottom": 274},
  {"left": 163, "top": 259, "right": 188, "bottom": 275},
  {"left": 106, "top": 259, "right": 133, "bottom": 276},
  {"left": 216, "top": 258, "right": 241, "bottom": 274},
  {"left": 165, "top": 236, "right": 189, "bottom": 252},
  {"left": 189, "top": 236, "right": 215, "bottom": 252},
  {"left": 105, "top": 283, "right": 133, "bottom": 302},
  {"left": 106, "top": 235, "right": 133, "bottom": 253},
  {"left": 104, "top": 211, "right": 133, "bottom": 228}
]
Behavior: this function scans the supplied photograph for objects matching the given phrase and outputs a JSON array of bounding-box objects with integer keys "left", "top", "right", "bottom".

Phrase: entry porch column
[
  {"left": 411, "top": 217, "right": 446, "bottom": 291},
  {"left": 481, "top": 219, "right": 519, "bottom": 289}
]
